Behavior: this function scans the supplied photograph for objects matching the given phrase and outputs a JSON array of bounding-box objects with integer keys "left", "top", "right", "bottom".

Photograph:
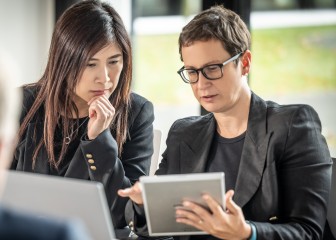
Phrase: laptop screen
[{"left": 1, "top": 170, "right": 115, "bottom": 240}]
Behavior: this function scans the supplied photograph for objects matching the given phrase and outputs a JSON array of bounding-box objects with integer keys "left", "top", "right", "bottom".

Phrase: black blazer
[
  {"left": 0, "top": 206, "right": 90, "bottom": 240},
  {"left": 130, "top": 93, "right": 332, "bottom": 240},
  {"left": 12, "top": 86, "right": 154, "bottom": 229}
]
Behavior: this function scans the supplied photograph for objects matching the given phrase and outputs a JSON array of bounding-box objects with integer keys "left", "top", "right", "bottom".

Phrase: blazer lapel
[
  {"left": 234, "top": 93, "right": 273, "bottom": 207},
  {"left": 180, "top": 114, "right": 216, "bottom": 173}
]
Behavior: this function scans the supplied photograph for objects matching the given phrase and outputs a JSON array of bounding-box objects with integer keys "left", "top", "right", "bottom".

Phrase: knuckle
[{"left": 213, "top": 225, "right": 221, "bottom": 232}]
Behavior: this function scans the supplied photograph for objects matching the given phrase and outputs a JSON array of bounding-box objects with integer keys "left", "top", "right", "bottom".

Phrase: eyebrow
[
  {"left": 90, "top": 53, "right": 122, "bottom": 61},
  {"left": 184, "top": 60, "right": 222, "bottom": 69}
]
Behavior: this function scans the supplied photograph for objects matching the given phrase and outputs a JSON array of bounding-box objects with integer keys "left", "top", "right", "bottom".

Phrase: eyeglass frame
[{"left": 177, "top": 52, "right": 243, "bottom": 84}]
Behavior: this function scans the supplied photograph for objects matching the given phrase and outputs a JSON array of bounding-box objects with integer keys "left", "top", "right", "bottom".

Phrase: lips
[
  {"left": 202, "top": 94, "right": 217, "bottom": 99},
  {"left": 91, "top": 89, "right": 110, "bottom": 96},
  {"left": 201, "top": 94, "right": 217, "bottom": 102}
]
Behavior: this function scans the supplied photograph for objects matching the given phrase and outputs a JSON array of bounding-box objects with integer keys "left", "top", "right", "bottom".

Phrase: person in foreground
[
  {"left": 119, "top": 5, "right": 332, "bottom": 240},
  {"left": 11, "top": 0, "right": 154, "bottom": 230},
  {"left": 0, "top": 57, "right": 90, "bottom": 239}
]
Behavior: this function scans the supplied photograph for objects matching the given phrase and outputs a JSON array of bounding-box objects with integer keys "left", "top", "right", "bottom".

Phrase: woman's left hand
[
  {"left": 175, "top": 190, "right": 251, "bottom": 240},
  {"left": 87, "top": 95, "right": 115, "bottom": 140}
]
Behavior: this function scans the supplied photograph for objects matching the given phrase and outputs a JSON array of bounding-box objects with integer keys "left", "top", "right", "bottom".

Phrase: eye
[
  {"left": 109, "top": 60, "right": 118, "bottom": 65},
  {"left": 87, "top": 63, "right": 96, "bottom": 68},
  {"left": 205, "top": 65, "right": 220, "bottom": 72}
]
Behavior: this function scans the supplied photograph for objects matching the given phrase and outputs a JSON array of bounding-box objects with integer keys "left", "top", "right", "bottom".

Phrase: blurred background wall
[
  {"left": 0, "top": 0, "right": 335, "bottom": 157},
  {"left": 0, "top": 0, "right": 53, "bottom": 85}
]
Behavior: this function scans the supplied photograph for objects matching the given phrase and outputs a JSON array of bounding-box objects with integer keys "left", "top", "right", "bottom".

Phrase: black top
[
  {"left": 206, "top": 131, "right": 245, "bottom": 191},
  {"left": 51, "top": 117, "right": 89, "bottom": 176}
]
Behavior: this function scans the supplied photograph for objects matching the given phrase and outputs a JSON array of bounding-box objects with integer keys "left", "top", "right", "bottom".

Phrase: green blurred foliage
[{"left": 251, "top": 25, "right": 336, "bottom": 94}]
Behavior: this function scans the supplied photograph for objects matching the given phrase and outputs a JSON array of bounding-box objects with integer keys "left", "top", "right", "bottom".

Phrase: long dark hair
[{"left": 18, "top": 0, "right": 132, "bottom": 168}]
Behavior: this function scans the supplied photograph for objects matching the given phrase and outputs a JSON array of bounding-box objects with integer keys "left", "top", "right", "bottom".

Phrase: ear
[{"left": 240, "top": 50, "right": 252, "bottom": 76}]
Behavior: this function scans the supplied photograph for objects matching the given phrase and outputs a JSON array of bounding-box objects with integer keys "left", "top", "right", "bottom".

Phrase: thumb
[{"left": 225, "top": 190, "right": 238, "bottom": 214}]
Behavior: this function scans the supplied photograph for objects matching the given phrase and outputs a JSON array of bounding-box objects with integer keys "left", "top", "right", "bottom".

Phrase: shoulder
[
  {"left": 265, "top": 100, "right": 319, "bottom": 124},
  {"left": 170, "top": 113, "right": 214, "bottom": 136},
  {"left": 252, "top": 93, "right": 319, "bottom": 124},
  {"left": 172, "top": 113, "right": 213, "bottom": 128},
  {"left": 130, "top": 92, "right": 153, "bottom": 110},
  {"left": 129, "top": 92, "right": 154, "bottom": 123},
  {"left": 21, "top": 84, "right": 39, "bottom": 105},
  {"left": 0, "top": 207, "right": 90, "bottom": 240},
  {"left": 20, "top": 84, "right": 43, "bottom": 123}
]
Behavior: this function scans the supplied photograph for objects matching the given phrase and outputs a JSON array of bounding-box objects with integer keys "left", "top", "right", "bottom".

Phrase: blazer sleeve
[
  {"left": 254, "top": 105, "right": 332, "bottom": 239},
  {"left": 77, "top": 99, "right": 154, "bottom": 229}
]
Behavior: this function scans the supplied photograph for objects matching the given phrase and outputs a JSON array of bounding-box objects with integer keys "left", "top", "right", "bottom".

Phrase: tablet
[
  {"left": 140, "top": 172, "right": 225, "bottom": 236},
  {"left": 1, "top": 170, "right": 115, "bottom": 240}
]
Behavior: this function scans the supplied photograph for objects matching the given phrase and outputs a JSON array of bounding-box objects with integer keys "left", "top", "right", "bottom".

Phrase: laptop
[
  {"left": 1, "top": 170, "right": 115, "bottom": 240},
  {"left": 140, "top": 172, "right": 225, "bottom": 236}
]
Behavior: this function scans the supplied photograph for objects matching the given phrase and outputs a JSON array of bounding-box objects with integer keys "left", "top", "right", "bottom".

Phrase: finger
[
  {"left": 225, "top": 189, "right": 235, "bottom": 202},
  {"left": 89, "top": 101, "right": 110, "bottom": 120},
  {"left": 89, "top": 97, "right": 114, "bottom": 119},
  {"left": 225, "top": 190, "right": 240, "bottom": 215},
  {"left": 89, "top": 95, "right": 114, "bottom": 113},
  {"left": 117, "top": 182, "right": 142, "bottom": 197},
  {"left": 202, "top": 194, "right": 225, "bottom": 217},
  {"left": 117, "top": 188, "right": 134, "bottom": 197},
  {"left": 118, "top": 182, "right": 144, "bottom": 205},
  {"left": 175, "top": 206, "right": 199, "bottom": 223},
  {"left": 180, "top": 200, "right": 212, "bottom": 223},
  {"left": 87, "top": 96, "right": 101, "bottom": 105},
  {"left": 175, "top": 208, "right": 205, "bottom": 231},
  {"left": 175, "top": 217, "right": 205, "bottom": 231},
  {"left": 96, "top": 95, "right": 114, "bottom": 112}
]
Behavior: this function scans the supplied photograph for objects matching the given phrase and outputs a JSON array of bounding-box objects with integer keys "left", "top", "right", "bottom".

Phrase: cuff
[{"left": 246, "top": 221, "right": 257, "bottom": 240}]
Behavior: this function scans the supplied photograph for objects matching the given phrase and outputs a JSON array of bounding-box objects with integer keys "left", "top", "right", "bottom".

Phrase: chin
[
  {"left": 200, "top": 101, "right": 214, "bottom": 111},
  {"left": 105, "top": 91, "right": 113, "bottom": 99},
  {"left": 200, "top": 105, "right": 214, "bottom": 113}
]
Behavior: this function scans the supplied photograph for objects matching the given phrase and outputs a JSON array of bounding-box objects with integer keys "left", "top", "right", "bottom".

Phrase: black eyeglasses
[{"left": 177, "top": 52, "right": 242, "bottom": 84}]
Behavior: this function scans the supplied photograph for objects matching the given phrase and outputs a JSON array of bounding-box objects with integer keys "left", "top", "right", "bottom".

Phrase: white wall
[
  {"left": 0, "top": 0, "right": 54, "bottom": 85},
  {"left": 105, "top": 0, "right": 132, "bottom": 33},
  {"left": 0, "top": 0, "right": 133, "bottom": 86}
]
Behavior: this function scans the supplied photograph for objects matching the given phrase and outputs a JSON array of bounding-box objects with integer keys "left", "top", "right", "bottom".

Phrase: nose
[
  {"left": 96, "top": 66, "right": 110, "bottom": 83},
  {"left": 196, "top": 71, "right": 210, "bottom": 89}
]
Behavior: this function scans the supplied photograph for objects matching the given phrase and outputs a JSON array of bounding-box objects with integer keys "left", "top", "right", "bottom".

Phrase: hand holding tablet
[{"left": 139, "top": 172, "right": 225, "bottom": 236}]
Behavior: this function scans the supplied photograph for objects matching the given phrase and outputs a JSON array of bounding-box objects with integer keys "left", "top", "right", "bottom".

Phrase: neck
[
  {"left": 214, "top": 89, "right": 251, "bottom": 138},
  {"left": 72, "top": 95, "right": 89, "bottom": 118}
]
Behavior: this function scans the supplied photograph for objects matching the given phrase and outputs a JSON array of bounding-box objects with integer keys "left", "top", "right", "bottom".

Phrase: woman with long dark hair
[{"left": 12, "top": 0, "right": 154, "bottom": 230}]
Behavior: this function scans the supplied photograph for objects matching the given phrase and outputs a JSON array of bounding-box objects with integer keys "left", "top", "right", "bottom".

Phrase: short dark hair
[{"left": 178, "top": 5, "right": 251, "bottom": 61}]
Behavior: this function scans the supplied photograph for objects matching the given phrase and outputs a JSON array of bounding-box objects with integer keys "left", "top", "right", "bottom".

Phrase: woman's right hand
[
  {"left": 118, "top": 181, "right": 144, "bottom": 205},
  {"left": 87, "top": 95, "right": 115, "bottom": 140}
]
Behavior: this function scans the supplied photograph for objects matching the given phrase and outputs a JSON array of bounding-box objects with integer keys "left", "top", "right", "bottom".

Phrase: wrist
[{"left": 246, "top": 221, "right": 257, "bottom": 240}]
